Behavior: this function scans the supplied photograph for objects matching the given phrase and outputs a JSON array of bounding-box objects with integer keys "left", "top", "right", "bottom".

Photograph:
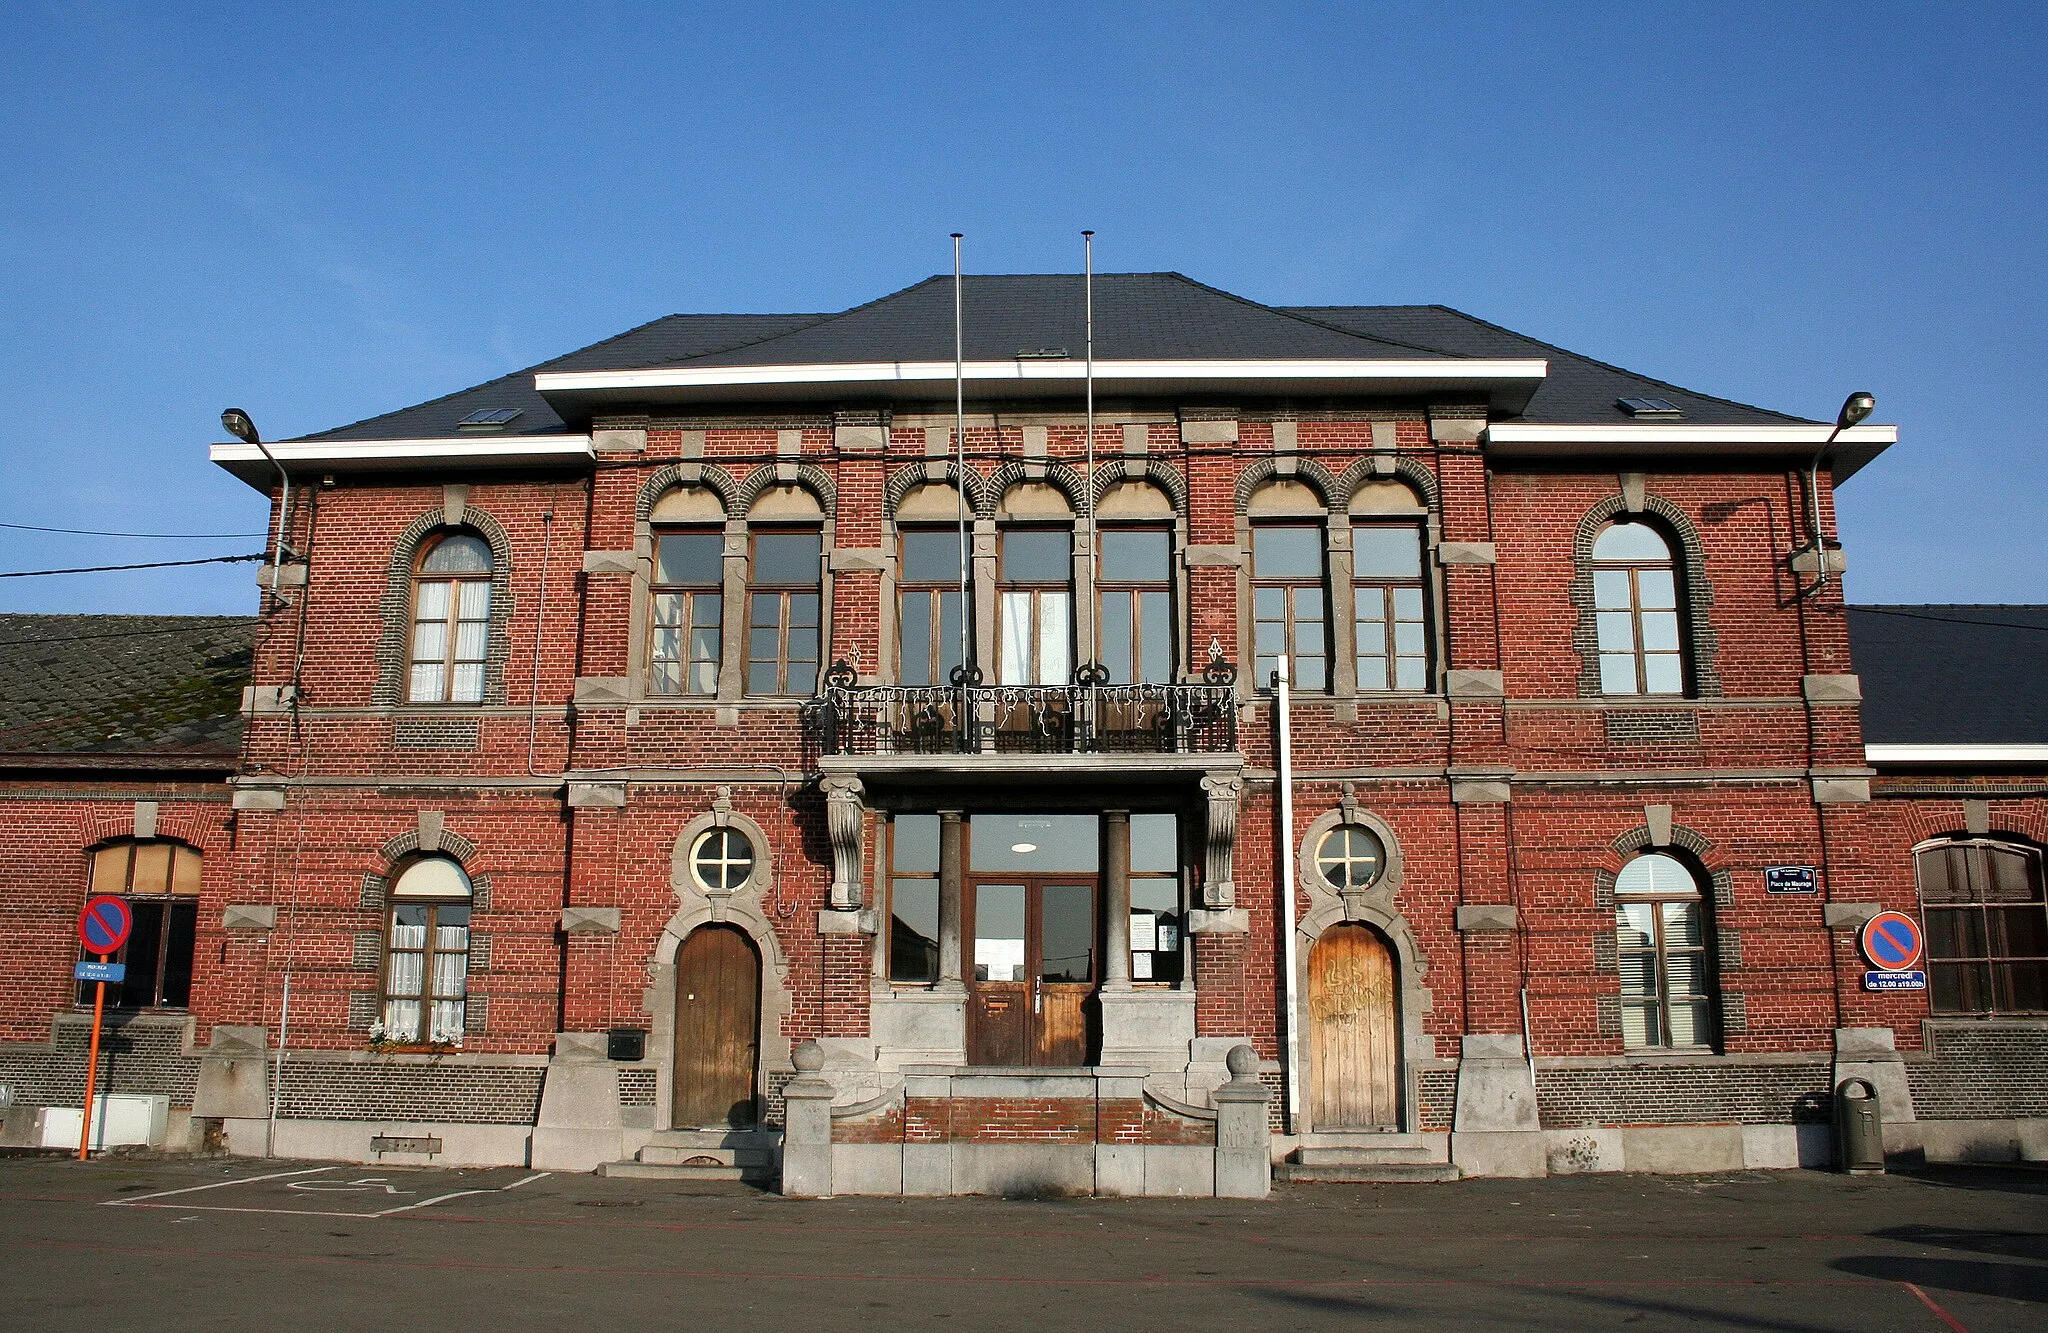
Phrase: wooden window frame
[
  {"left": 649, "top": 525, "right": 724, "bottom": 697},
  {"left": 406, "top": 531, "right": 493, "bottom": 704},
  {"left": 996, "top": 524, "right": 1074, "bottom": 686},
  {"left": 896, "top": 527, "right": 966, "bottom": 688},
  {"left": 76, "top": 839, "right": 201, "bottom": 1010},
  {"left": 1096, "top": 524, "right": 1174, "bottom": 685},
  {"left": 1251, "top": 522, "right": 1330, "bottom": 693},
  {"left": 744, "top": 527, "right": 822, "bottom": 698},
  {"left": 1592, "top": 523, "right": 1687, "bottom": 698},
  {"left": 1916, "top": 839, "right": 2048, "bottom": 1015},
  {"left": 887, "top": 816, "right": 942, "bottom": 986},
  {"left": 378, "top": 857, "right": 472, "bottom": 1046},
  {"left": 1614, "top": 854, "right": 1716, "bottom": 1051},
  {"left": 1351, "top": 521, "right": 1430, "bottom": 693}
]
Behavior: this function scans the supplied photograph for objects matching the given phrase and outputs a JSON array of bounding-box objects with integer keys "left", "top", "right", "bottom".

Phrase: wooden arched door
[
  {"left": 1308, "top": 923, "right": 1400, "bottom": 1129},
  {"left": 672, "top": 925, "right": 761, "bottom": 1129}
]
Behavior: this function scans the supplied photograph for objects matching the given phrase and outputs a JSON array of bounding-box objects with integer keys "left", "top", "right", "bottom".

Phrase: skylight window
[
  {"left": 1014, "top": 348, "right": 1069, "bottom": 359},
  {"left": 456, "top": 408, "right": 523, "bottom": 431},
  {"left": 1618, "top": 397, "right": 1683, "bottom": 420}
]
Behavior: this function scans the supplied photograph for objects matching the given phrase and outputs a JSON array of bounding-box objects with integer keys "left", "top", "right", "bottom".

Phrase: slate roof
[
  {"left": 1288, "top": 305, "right": 1809, "bottom": 427},
  {"left": 291, "top": 273, "right": 1809, "bottom": 443},
  {"left": 0, "top": 615, "right": 253, "bottom": 766},
  {"left": 1847, "top": 605, "right": 2048, "bottom": 747}
]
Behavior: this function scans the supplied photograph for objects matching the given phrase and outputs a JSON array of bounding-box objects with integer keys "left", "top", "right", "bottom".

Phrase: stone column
[
  {"left": 1212, "top": 1045, "right": 1272, "bottom": 1199},
  {"left": 1103, "top": 810, "right": 1132, "bottom": 991},
  {"left": 779, "top": 1041, "right": 835, "bottom": 1198},
  {"left": 937, "top": 810, "right": 965, "bottom": 993},
  {"left": 718, "top": 518, "right": 748, "bottom": 702}
]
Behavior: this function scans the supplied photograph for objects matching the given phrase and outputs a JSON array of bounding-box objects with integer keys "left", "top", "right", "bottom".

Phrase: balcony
[{"left": 806, "top": 680, "right": 1238, "bottom": 758}]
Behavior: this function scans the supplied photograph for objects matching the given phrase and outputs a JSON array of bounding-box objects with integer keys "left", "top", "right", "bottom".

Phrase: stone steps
[
  {"left": 1275, "top": 1162, "right": 1462, "bottom": 1184},
  {"left": 1293, "top": 1145, "right": 1440, "bottom": 1166},
  {"left": 595, "top": 1127, "right": 781, "bottom": 1182},
  {"left": 597, "top": 1160, "right": 754, "bottom": 1182}
]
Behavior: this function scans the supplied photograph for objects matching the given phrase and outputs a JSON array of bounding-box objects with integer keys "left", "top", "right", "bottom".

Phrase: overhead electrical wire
[
  {"left": 0, "top": 522, "right": 269, "bottom": 539},
  {"left": 0, "top": 553, "right": 265, "bottom": 579}
]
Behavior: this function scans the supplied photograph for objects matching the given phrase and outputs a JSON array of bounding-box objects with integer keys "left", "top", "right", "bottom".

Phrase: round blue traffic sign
[
  {"left": 77, "top": 894, "right": 132, "bottom": 955},
  {"left": 1860, "top": 911, "right": 1923, "bottom": 972}
]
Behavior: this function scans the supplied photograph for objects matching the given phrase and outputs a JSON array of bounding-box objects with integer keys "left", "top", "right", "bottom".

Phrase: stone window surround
[
  {"left": 1569, "top": 489, "right": 1722, "bottom": 700},
  {"left": 1232, "top": 454, "right": 1447, "bottom": 701},
  {"left": 1602, "top": 821, "right": 1732, "bottom": 1053},
  {"left": 1290, "top": 795, "right": 1435, "bottom": 1134},
  {"left": 874, "top": 457, "right": 1193, "bottom": 687},
  {"left": 1910, "top": 833, "right": 2048, "bottom": 1017},
  {"left": 373, "top": 503, "right": 516, "bottom": 708},
  {"left": 625, "top": 462, "right": 838, "bottom": 704}
]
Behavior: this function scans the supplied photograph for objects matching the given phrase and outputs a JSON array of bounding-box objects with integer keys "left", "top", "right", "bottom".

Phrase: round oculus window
[
  {"left": 1316, "top": 825, "right": 1386, "bottom": 891},
  {"left": 690, "top": 828, "right": 755, "bottom": 892}
]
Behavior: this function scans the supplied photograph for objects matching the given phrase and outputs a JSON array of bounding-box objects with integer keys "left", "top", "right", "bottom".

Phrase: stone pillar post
[
  {"left": 1212, "top": 1045, "right": 1272, "bottom": 1199},
  {"left": 779, "top": 1041, "right": 835, "bottom": 1198},
  {"left": 937, "top": 810, "right": 966, "bottom": 993},
  {"left": 1103, "top": 809, "right": 1132, "bottom": 991},
  {"left": 718, "top": 519, "right": 748, "bottom": 702}
]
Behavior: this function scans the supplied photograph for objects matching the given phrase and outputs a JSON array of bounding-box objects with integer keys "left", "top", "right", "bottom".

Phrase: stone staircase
[
  {"left": 1274, "top": 1132, "right": 1460, "bottom": 1184},
  {"left": 597, "top": 1128, "right": 782, "bottom": 1184}
]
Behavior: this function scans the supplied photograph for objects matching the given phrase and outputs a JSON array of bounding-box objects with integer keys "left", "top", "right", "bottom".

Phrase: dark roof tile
[
  {"left": 0, "top": 615, "right": 253, "bottom": 761},
  {"left": 1847, "top": 605, "right": 2048, "bottom": 746}
]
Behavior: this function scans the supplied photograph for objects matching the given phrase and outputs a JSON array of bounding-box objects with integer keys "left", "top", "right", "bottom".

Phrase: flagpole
[{"left": 952, "top": 234, "right": 970, "bottom": 687}]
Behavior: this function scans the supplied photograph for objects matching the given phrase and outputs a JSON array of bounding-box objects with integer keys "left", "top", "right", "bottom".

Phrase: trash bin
[{"left": 1834, "top": 1077, "right": 1884, "bottom": 1174}]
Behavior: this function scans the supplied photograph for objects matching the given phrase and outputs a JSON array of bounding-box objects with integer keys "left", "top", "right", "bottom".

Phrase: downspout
[{"left": 1274, "top": 654, "right": 1302, "bottom": 1135}]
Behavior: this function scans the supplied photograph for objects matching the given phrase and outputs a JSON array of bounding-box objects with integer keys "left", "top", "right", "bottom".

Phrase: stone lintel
[
  {"left": 573, "top": 676, "right": 632, "bottom": 707},
  {"left": 1445, "top": 669, "right": 1505, "bottom": 699},
  {"left": 1813, "top": 776, "right": 1871, "bottom": 804},
  {"left": 1181, "top": 419, "right": 1239, "bottom": 445},
  {"left": 1437, "top": 542, "right": 1497, "bottom": 565},
  {"left": 560, "top": 906, "right": 622, "bottom": 935},
  {"left": 834, "top": 424, "right": 886, "bottom": 451},
  {"left": 1823, "top": 902, "right": 1883, "bottom": 930},
  {"left": 1184, "top": 544, "right": 1245, "bottom": 567},
  {"left": 1802, "top": 673, "right": 1862, "bottom": 703},
  {"left": 1188, "top": 908, "right": 1250, "bottom": 934},
  {"left": 829, "top": 547, "right": 888, "bottom": 572},
  {"left": 593, "top": 428, "right": 648, "bottom": 454},
  {"left": 221, "top": 904, "right": 277, "bottom": 930},
  {"left": 817, "top": 908, "right": 877, "bottom": 936},
  {"left": 567, "top": 781, "right": 627, "bottom": 809},
  {"left": 232, "top": 785, "right": 286, "bottom": 812},
  {"left": 1455, "top": 904, "right": 1518, "bottom": 932},
  {"left": 1450, "top": 776, "right": 1512, "bottom": 805},
  {"left": 1790, "top": 547, "right": 1849, "bottom": 575},
  {"left": 1429, "top": 417, "right": 1486, "bottom": 444},
  {"left": 582, "top": 550, "right": 636, "bottom": 575}
]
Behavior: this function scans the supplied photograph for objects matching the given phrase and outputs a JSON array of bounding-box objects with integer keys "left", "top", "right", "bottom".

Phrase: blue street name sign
[
  {"left": 74, "top": 961, "right": 127, "bottom": 983},
  {"left": 1863, "top": 969, "right": 1927, "bottom": 991},
  {"left": 1765, "top": 866, "right": 1818, "bottom": 894}
]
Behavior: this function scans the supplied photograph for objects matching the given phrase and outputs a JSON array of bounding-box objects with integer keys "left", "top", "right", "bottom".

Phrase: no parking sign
[{"left": 1859, "top": 911, "right": 1927, "bottom": 991}]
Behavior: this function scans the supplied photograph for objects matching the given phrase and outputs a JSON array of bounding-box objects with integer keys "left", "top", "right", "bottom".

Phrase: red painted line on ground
[
  {"left": 1901, "top": 1282, "right": 1970, "bottom": 1333},
  {"left": 7, "top": 1236, "right": 1910, "bottom": 1291}
]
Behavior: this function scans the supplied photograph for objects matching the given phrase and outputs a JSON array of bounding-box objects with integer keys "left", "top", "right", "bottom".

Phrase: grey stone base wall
[
  {"left": 1536, "top": 1063, "right": 1831, "bottom": 1129},
  {"left": 274, "top": 1062, "right": 543, "bottom": 1124},
  {"left": 0, "top": 1014, "right": 200, "bottom": 1106}
]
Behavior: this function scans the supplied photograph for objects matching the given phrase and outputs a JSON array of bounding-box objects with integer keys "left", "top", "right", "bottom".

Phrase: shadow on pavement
[{"left": 1832, "top": 1256, "right": 2048, "bottom": 1304}]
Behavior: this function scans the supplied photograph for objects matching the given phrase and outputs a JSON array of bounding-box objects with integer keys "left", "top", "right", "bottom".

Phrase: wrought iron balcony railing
[{"left": 806, "top": 679, "right": 1238, "bottom": 757}]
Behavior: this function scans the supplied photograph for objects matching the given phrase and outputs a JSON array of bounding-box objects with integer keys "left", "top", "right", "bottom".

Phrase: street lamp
[
  {"left": 223, "top": 407, "right": 294, "bottom": 602},
  {"left": 1804, "top": 391, "right": 1875, "bottom": 594}
]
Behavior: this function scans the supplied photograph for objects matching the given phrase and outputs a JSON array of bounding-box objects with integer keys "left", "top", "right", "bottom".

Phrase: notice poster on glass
[
  {"left": 1157, "top": 923, "right": 1178, "bottom": 953},
  {"left": 1130, "top": 913, "right": 1158, "bottom": 952},
  {"left": 1132, "top": 952, "right": 1154, "bottom": 980}
]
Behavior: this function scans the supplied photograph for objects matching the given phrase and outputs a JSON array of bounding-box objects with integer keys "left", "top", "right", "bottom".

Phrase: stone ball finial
[
  {"left": 1225, "top": 1044, "right": 1258, "bottom": 1079},
  {"left": 792, "top": 1039, "right": 826, "bottom": 1073}
]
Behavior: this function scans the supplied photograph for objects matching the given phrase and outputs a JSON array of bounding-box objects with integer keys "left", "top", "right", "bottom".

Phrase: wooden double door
[
  {"left": 1308, "top": 923, "right": 1401, "bottom": 1129},
  {"left": 967, "top": 878, "right": 1097, "bottom": 1066}
]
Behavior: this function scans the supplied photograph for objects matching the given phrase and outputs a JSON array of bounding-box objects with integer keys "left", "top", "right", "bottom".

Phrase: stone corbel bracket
[
  {"left": 822, "top": 773, "right": 866, "bottom": 911},
  {"left": 1200, "top": 771, "right": 1243, "bottom": 909}
]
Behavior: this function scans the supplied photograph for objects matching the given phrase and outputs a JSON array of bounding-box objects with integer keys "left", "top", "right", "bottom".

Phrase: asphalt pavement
[{"left": 1, "top": 1154, "right": 2042, "bottom": 1330}]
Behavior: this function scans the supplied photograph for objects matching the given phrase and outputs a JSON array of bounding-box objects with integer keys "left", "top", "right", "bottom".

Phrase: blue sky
[{"left": 3, "top": 2, "right": 2042, "bottom": 613}]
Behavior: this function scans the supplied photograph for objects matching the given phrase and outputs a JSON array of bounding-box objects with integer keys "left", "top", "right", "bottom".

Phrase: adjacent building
[{"left": 2, "top": 274, "right": 2042, "bottom": 1190}]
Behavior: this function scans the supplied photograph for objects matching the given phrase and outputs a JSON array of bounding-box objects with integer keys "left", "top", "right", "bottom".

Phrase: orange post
[{"left": 77, "top": 952, "right": 107, "bottom": 1160}]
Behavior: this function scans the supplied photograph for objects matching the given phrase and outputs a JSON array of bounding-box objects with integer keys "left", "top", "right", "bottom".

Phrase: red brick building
[{"left": 2, "top": 274, "right": 2041, "bottom": 1190}]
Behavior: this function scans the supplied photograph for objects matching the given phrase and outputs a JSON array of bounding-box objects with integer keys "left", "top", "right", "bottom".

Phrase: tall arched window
[
  {"left": 1096, "top": 480, "right": 1177, "bottom": 685},
  {"left": 381, "top": 856, "right": 472, "bottom": 1044},
  {"left": 649, "top": 485, "right": 726, "bottom": 696},
  {"left": 1614, "top": 852, "right": 1715, "bottom": 1049},
  {"left": 408, "top": 531, "right": 493, "bottom": 703},
  {"left": 1593, "top": 520, "right": 1684, "bottom": 696},
  {"left": 1917, "top": 839, "right": 2048, "bottom": 1014},
  {"left": 745, "top": 486, "right": 824, "bottom": 697},
  {"left": 77, "top": 839, "right": 200, "bottom": 1009},
  {"left": 1350, "top": 479, "right": 1430, "bottom": 693},
  {"left": 1249, "top": 480, "right": 1329, "bottom": 692},
  {"left": 996, "top": 483, "right": 1075, "bottom": 686}
]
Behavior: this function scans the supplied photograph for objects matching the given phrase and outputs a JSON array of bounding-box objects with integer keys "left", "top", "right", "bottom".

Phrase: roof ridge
[{"left": 1150, "top": 274, "right": 1448, "bottom": 357}]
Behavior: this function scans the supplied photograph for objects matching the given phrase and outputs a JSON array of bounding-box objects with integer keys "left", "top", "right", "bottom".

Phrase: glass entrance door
[{"left": 968, "top": 878, "right": 1097, "bottom": 1065}]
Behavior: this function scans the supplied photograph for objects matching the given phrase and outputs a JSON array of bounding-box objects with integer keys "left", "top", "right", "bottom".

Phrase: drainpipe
[{"left": 1274, "top": 655, "right": 1302, "bottom": 1135}]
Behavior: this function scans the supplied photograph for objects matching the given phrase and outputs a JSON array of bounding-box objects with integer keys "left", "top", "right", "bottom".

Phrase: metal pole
[
  {"left": 952, "top": 235, "right": 970, "bottom": 689},
  {"left": 266, "top": 971, "right": 291, "bottom": 1157},
  {"left": 1274, "top": 655, "right": 1302, "bottom": 1134},
  {"left": 1083, "top": 231, "right": 1097, "bottom": 642},
  {"left": 77, "top": 955, "right": 107, "bottom": 1160}
]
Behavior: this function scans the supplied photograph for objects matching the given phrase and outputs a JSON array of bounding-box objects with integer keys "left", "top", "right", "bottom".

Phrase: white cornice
[
  {"left": 1866, "top": 744, "right": 2048, "bottom": 765},
  {"left": 1487, "top": 423, "right": 1897, "bottom": 445},
  {"left": 211, "top": 435, "right": 593, "bottom": 491}
]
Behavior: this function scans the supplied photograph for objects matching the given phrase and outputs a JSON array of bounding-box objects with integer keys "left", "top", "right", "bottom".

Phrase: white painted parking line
[
  {"left": 376, "top": 1171, "right": 550, "bottom": 1215},
  {"left": 504, "top": 1172, "right": 550, "bottom": 1189},
  {"left": 103, "top": 1165, "right": 336, "bottom": 1205}
]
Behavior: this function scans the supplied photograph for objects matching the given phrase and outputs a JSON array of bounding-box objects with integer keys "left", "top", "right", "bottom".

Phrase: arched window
[
  {"left": 1249, "top": 480, "right": 1329, "bottom": 692},
  {"left": 745, "top": 487, "right": 824, "bottom": 696},
  {"left": 997, "top": 483, "right": 1074, "bottom": 686},
  {"left": 1350, "top": 480, "right": 1430, "bottom": 693},
  {"left": 78, "top": 839, "right": 200, "bottom": 1010},
  {"left": 1593, "top": 520, "right": 1684, "bottom": 696},
  {"left": 381, "top": 856, "right": 471, "bottom": 1045},
  {"left": 1614, "top": 852, "right": 1714, "bottom": 1049},
  {"left": 1096, "top": 481, "right": 1177, "bottom": 685},
  {"left": 650, "top": 486, "right": 726, "bottom": 696},
  {"left": 1917, "top": 839, "right": 2048, "bottom": 1014},
  {"left": 408, "top": 531, "right": 493, "bottom": 703}
]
